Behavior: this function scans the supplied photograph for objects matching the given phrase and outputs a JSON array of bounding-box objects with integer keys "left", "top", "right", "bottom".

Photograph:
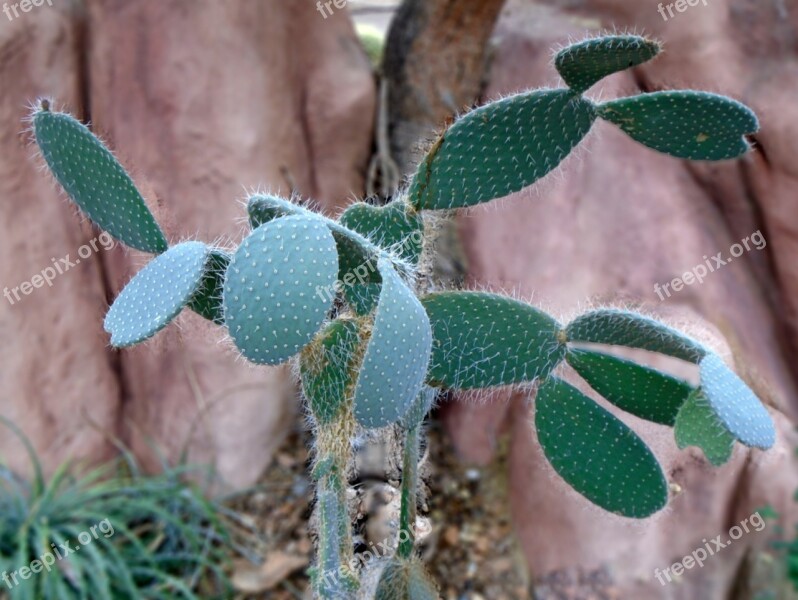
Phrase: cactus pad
[
  {"left": 353, "top": 259, "right": 432, "bottom": 428},
  {"left": 338, "top": 198, "right": 422, "bottom": 313},
  {"left": 597, "top": 91, "right": 758, "bottom": 160},
  {"left": 566, "top": 349, "right": 692, "bottom": 425},
  {"left": 555, "top": 35, "right": 661, "bottom": 94},
  {"left": 698, "top": 353, "right": 775, "bottom": 449},
  {"left": 565, "top": 309, "right": 707, "bottom": 363},
  {"left": 249, "top": 193, "right": 380, "bottom": 303},
  {"left": 104, "top": 241, "right": 210, "bottom": 347},
  {"left": 674, "top": 390, "right": 735, "bottom": 466},
  {"left": 247, "top": 194, "right": 304, "bottom": 228},
  {"left": 300, "top": 319, "right": 361, "bottom": 425},
  {"left": 187, "top": 250, "right": 230, "bottom": 324},
  {"left": 33, "top": 107, "right": 168, "bottom": 254},
  {"left": 407, "top": 89, "right": 596, "bottom": 210},
  {"left": 422, "top": 292, "right": 566, "bottom": 389},
  {"left": 339, "top": 198, "right": 423, "bottom": 265},
  {"left": 223, "top": 216, "right": 338, "bottom": 365},
  {"left": 535, "top": 377, "right": 668, "bottom": 518}
]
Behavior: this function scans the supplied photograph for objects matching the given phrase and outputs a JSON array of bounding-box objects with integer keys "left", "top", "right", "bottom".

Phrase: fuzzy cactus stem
[{"left": 398, "top": 424, "right": 420, "bottom": 559}]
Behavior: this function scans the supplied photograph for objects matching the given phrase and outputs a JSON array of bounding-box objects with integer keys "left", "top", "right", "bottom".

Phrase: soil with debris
[{"left": 227, "top": 415, "right": 530, "bottom": 599}]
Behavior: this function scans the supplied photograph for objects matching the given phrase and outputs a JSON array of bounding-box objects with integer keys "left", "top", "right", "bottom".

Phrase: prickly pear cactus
[{"left": 30, "top": 34, "right": 775, "bottom": 599}]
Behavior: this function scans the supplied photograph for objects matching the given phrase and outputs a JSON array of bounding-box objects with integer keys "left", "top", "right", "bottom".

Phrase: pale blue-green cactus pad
[
  {"left": 104, "top": 241, "right": 210, "bottom": 347},
  {"left": 223, "top": 215, "right": 338, "bottom": 365},
  {"left": 353, "top": 259, "right": 432, "bottom": 428},
  {"left": 699, "top": 353, "right": 775, "bottom": 449}
]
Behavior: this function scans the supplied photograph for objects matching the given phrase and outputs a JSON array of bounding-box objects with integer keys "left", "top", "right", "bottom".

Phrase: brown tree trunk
[{"left": 383, "top": 0, "right": 506, "bottom": 174}]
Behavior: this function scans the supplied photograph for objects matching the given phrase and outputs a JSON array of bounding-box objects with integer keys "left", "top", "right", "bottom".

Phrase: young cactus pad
[
  {"left": 554, "top": 35, "right": 662, "bottom": 94},
  {"left": 104, "top": 241, "right": 211, "bottom": 347},
  {"left": 675, "top": 390, "right": 735, "bottom": 467},
  {"left": 33, "top": 103, "right": 168, "bottom": 254}
]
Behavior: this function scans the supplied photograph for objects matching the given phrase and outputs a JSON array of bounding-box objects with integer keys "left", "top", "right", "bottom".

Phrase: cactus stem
[
  {"left": 313, "top": 401, "right": 359, "bottom": 597},
  {"left": 398, "top": 424, "right": 421, "bottom": 559}
]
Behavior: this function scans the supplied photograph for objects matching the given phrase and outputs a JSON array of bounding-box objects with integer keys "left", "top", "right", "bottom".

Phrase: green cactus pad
[
  {"left": 400, "top": 386, "right": 437, "bottom": 431},
  {"left": 421, "top": 292, "right": 566, "bottom": 389},
  {"left": 343, "top": 283, "right": 383, "bottom": 316},
  {"left": 300, "top": 319, "right": 361, "bottom": 425},
  {"left": 353, "top": 259, "right": 432, "bottom": 429},
  {"left": 407, "top": 89, "right": 597, "bottom": 210},
  {"left": 674, "top": 390, "right": 735, "bottom": 466},
  {"left": 597, "top": 91, "right": 758, "bottom": 160},
  {"left": 104, "top": 241, "right": 210, "bottom": 347},
  {"left": 375, "top": 559, "right": 439, "bottom": 600},
  {"left": 698, "top": 353, "right": 775, "bottom": 449},
  {"left": 565, "top": 309, "right": 707, "bottom": 363},
  {"left": 555, "top": 35, "right": 661, "bottom": 94},
  {"left": 535, "top": 377, "right": 668, "bottom": 518},
  {"left": 223, "top": 215, "right": 338, "bottom": 365},
  {"left": 338, "top": 198, "right": 422, "bottom": 313},
  {"left": 566, "top": 349, "right": 693, "bottom": 426},
  {"left": 247, "top": 193, "right": 304, "bottom": 228},
  {"left": 339, "top": 199, "right": 423, "bottom": 265},
  {"left": 33, "top": 107, "right": 168, "bottom": 254},
  {"left": 187, "top": 249, "right": 230, "bottom": 324}
]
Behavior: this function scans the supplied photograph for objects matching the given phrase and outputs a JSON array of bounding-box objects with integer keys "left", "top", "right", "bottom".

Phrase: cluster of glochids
[{"left": 31, "top": 35, "right": 772, "bottom": 600}]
